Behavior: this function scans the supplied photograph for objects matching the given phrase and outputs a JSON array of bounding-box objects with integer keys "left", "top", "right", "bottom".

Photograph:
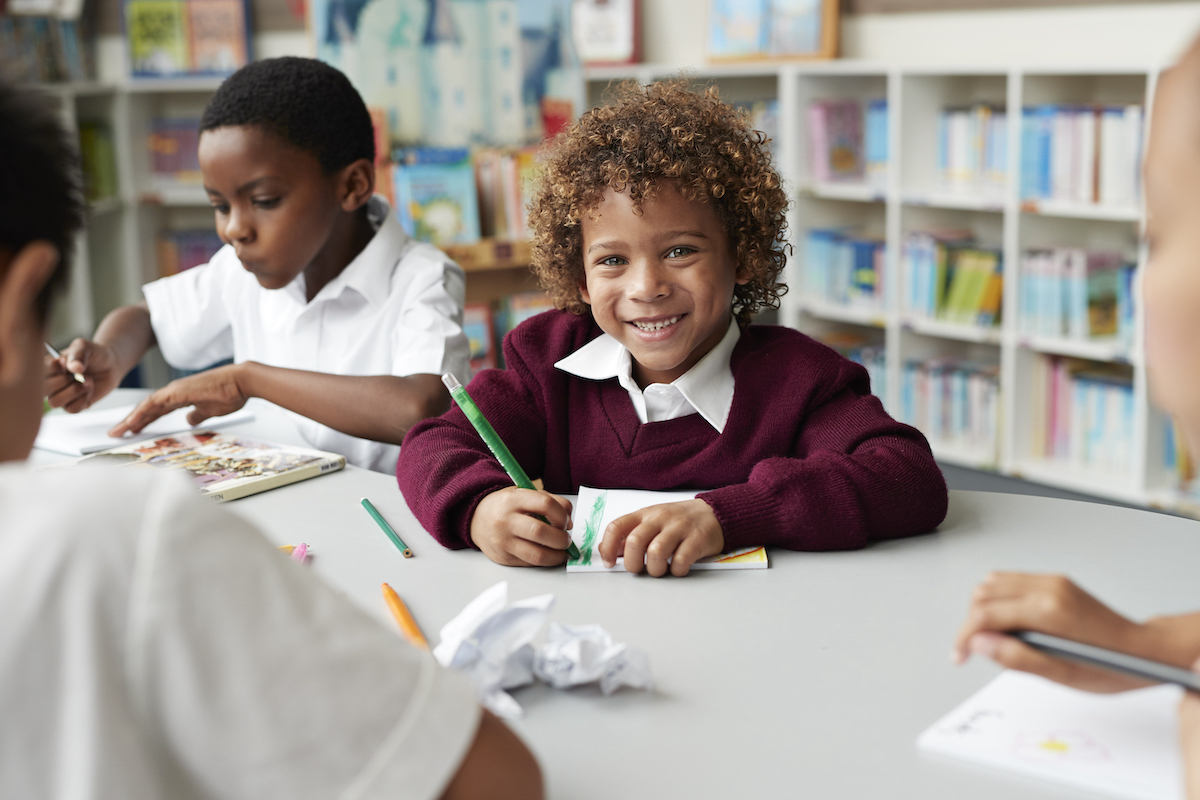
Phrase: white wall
[{"left": 642, "top": 0, "right": 1200, "bottom": 68}]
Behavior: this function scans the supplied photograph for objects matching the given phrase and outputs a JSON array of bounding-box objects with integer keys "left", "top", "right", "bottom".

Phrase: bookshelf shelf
[
  {"left": 800, "top": 300, "right": 887, "bottom": 328},
  {"left": 1017, "top": 335, "right": 1132, "bottom": 364},
  {"left": 586, "top": 63, "right": 1176, "bottom": 515},
  {"left": 122, "top": 77, "right": 226, "bottom": 93},
  {"left": 902, "top": 316, "right": 1002, "bottom": 345},
  {"left": 1020, "top": 200, "right": 1142, "bottom": 223},
  {"left": 139, "top": 187, "right": 210, "bottom": 207},
  {"left": 87, "top": 197, "right": 123, "bottom": 216},
  {"left": 900, "top": 193, "right": 1004, "bottom": 213},
  {"left": 443, "top": 239, "right": 534, "bottom": 273},
  {"left": 801, "top": 182, "right": 884, "bottom": 204}
]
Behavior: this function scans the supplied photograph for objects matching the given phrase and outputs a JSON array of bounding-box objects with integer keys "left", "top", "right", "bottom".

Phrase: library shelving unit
[{"left": 583, "top": 62, "right": 1190, "bottom": 516}]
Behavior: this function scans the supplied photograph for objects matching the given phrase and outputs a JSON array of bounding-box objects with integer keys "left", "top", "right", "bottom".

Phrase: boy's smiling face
[
  {"left": 198, "top": 125, "right": 347, "bottom": 290},
  {"left": 1143, "top": 41, "right": 1200, "bottom": 455},
  {"left": 579, "top": 181, "right": 747, "bottom": 388}
]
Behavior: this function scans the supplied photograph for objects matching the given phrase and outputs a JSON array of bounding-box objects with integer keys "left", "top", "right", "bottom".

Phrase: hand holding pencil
[{"left": 443, "top": 373, "right": 578, "bottom": 568}]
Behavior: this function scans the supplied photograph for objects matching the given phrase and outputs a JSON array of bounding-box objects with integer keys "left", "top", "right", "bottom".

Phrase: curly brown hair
[{"left": 528, "top": 78, "right": 790, "bottom": 326}]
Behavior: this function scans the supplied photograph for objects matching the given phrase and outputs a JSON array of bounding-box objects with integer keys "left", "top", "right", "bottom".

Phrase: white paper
[
  {"left": 566, "top": 486, "right": 768, "bottom": 573},
  {"left": 35, "top": 405, "right": 255, "bottom": 456},
  {"left": 432, "top": 582, "right": 555, "bottom": 719},
  {"left": 534, "top": 622, "right": 653, "bottom": 695},
  {"left": 918, "top": 670, "right": 1184, "bottom": 800}
]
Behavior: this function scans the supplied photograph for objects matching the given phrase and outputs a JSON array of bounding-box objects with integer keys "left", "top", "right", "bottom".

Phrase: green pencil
[
  {"left": 362, "top": 497, "right": 412, "bottom": 558},
  {"left": 442, "top": 373, "right": 581, "bottom": 561}
]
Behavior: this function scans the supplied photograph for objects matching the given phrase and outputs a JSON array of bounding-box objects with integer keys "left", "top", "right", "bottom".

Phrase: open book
[
  {"left": 35, "top": 403, "right": 255, "bottom": 456},
  {"left": 918, "top": 670, "right": 1183, "bottom": 800},
  {"left": 566, "top": 486, "right": 768, "bottom": 573},
  {"left": 66, "top": 430, "right": 345, "bottom": 503}
]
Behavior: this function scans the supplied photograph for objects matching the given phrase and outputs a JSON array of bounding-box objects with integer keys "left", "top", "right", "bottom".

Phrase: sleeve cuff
[{"left": 341, "top": 656, "right": 482, "bottom": 800}]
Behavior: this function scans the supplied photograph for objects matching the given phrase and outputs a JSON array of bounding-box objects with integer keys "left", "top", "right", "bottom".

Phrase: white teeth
[{"left": 632, "top": 316, "right": 680, "bottom": 332}]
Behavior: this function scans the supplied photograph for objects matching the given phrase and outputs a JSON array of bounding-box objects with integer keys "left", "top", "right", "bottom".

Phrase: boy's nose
[
  {"left": 628, "top": 260, "right": 669, "bottom": 301},
  {"left": 222, "top": 207, "right": 253, "bottom": 243}
]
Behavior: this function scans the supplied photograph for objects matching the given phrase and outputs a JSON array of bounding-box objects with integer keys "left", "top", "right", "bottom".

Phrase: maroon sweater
[{"left": 398, "top": 310, "right": 947, "bottom": 552}]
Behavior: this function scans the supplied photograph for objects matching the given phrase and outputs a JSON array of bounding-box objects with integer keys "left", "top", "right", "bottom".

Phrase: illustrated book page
[
  {"left": 35, "top": 404, "right": 255, "bottom": 456},
  {"left": 63, "top": 430, "right": 346, "bottom": 503},
  {"left": 566, "top": 486, "right": 768, "bottom": 573},
  {"left": 917, "top": 670, "right": 1183, "bottom": 800}
]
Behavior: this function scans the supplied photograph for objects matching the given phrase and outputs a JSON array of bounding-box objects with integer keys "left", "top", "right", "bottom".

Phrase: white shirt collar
[
  {"left": 285, "top": 195, "right": 406, "bottom": 308},
  {"left": 555, "top": 317, "right": 740, "bottom": 432}
]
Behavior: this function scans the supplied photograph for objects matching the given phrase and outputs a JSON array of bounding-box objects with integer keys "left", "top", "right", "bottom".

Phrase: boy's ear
[
  {"left": 0, "top": 241, "right": 58, "bottom": 387},
  {"left": 578, "top": 275, "right": 591, "bottom": 305},
  {"left": 337, "top": 158, "right": 376, "bottom": 212}
]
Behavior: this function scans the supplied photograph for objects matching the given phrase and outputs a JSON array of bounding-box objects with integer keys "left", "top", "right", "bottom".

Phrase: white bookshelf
[
  {"left": 584, "top": 62, "right": 1186, "bottom": 515},
  {"left": 41, "top": 79, "right": 221, "bottom": 387}
]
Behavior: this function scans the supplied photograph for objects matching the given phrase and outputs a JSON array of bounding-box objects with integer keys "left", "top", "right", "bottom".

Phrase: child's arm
[
  {"left": 108, "top": 363, "right": 451, "bottom": 445},
  {"left": 397, "top": 345, "right": 574, "bottom": 563},
  {"left": 45, "top": 302, "right": 155, "bottom": 413},
  {"left": 953, "top": 571, "right": 1200, "bottom": 692},
  {"left": 697, "top": 358, "right": 948, "bottom": 553}
]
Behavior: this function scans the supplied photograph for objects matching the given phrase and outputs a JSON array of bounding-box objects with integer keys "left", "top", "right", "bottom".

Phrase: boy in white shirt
[
  {"left": 2, "top": 80, "right": 540, "bottom": 799},
  {"left": 44, "top": 57, "right": 469, "bottom": 473}
]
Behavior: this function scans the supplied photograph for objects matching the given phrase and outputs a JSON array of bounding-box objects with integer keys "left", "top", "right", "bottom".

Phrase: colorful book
[
  {"left": 462, "top": 302, "right": 497, "bottom": 378},
  {"left": 566, "top": 487, "right": 769, "bottom": 573},
  {"left": 394, "top": 147, "right": 482, "bottom": 246},
  {"left": 64, "top": 430, "right": 345, "bottom": 503},
  {"left": 126, "top": 0, "right": 190, "bottom": 76},
  {"left": 186, "top": 0, "right": 248, "bottom": 74},
  {"left": 35, "top": 403, "right": 255, "bottom": 457}
]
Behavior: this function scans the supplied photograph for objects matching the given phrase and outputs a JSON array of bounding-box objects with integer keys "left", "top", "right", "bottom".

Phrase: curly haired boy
[{"left": 398, "top": 79, "right": 948, "bottom": 575}]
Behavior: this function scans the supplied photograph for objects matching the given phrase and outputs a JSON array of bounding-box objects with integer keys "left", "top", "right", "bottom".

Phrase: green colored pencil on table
[
  {"left": 362, "top": 497, "right": 412, "bottom": 558},
  {"left": 442, "top": 373, "right": 582, "bottom": 561}
]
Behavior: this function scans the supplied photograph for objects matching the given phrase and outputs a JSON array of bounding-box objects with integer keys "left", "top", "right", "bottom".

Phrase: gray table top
[{"left": 31, "top": 392, "right": 1200, "bottom": 799}]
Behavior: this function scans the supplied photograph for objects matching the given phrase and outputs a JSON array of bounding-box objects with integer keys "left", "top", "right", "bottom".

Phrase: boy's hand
[
  {"left": 470, "top": 487, "right": 574, "bottom": 567},
  {"left": 44, "top": 338, "right": 122, "bottom": 412},
  {"left": 598, "top": 499, "right": 724, "bottom": 577},
  {"left": 953, "top": 572, "right": 1148, "bottom": 693},
  {"left": 108, "top": 364, "right": 250, "bottom": 437}
]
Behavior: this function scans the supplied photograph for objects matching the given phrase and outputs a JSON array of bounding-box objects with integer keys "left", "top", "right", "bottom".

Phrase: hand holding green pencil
[{"left": 443, "top": 373, "right": 581, "bottom": 561}]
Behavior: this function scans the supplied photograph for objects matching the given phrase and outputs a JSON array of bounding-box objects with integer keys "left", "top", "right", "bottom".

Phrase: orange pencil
[{"left": 381, "top": 583, "right": 428, "bottom": 650}]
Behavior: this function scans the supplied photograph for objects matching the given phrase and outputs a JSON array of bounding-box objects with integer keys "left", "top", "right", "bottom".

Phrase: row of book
[
  {"left": 1164, "top": 418, "right": 1195, "bottom": 492},
  {"left": 812, "top": 331, "right": 887, "bottom": 402},
  {"left": 802, "top": 229, "right": 886, "bottom": 310},
  {"left": 938, "top": 104, "right": 1007, "bottom": 198},
  {"left": 1020, "top": 104, "right": 1143, "bottom": 207},
  {"left": 806, "top": 99, "right": 888, "bottom": 187},
  {"left": 736, "top": 99, "right": 780, "bottom": 152},
  {"left": 900, "top": 358, "right": 1001, "bottom": 456},
  {"left": 149, "top": 118, "right": 202, "bottom": 185},
  {"left": 0, "top": 14, "right": 94, "bottom": 83},
  {"left": 156, "top": 228, "right": 223, "bottom": 278},
  {"left": 79, "top": 121, "right": 117, "bottom": 202},
  {"left": 1030, "top": 356, "right": 1134, "bottom": 474},
  {"left": 901, "top": 231, "right": 1003, "bottom": 327},
  {"left": 462, "top": 291, "right": 557, "bottom": 378},
  {"left": 394, "top": 145, "right": 544, "bottom": 247},
  {"left": 124, "top": 0, "right": 250, "bottom": 77},
  {"left": 1018, "top": 248, "right": 1136, "bottom": 342}
]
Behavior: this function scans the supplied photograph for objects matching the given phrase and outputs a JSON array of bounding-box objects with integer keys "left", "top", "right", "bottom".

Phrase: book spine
[{"left": 203, "top": 456, "right": 346, "bottom": 502}]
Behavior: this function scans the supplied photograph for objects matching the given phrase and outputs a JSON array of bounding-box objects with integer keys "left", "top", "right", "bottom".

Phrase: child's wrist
[{"left": 233, "top": 360, "right": 260, "bottom": 399}]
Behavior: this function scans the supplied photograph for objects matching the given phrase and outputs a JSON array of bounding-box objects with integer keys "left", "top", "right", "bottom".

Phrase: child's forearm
[
  {"left": 93, "top": 302, "right": 156, "bottom": 379},
  {"left": 236, "top": 362, "right": 449, "bottom": 445},
  {"left": 1128, "top": 612, "right": 1200, "bottom": 667}
]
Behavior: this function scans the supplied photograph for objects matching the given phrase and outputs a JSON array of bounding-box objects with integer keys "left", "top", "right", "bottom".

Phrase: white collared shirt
[
  {"left": 555, "top": 316, "right": 740, "bottom": 432},
  {"left": 143, "top": 195, "right": 469, "bottom": 473}
]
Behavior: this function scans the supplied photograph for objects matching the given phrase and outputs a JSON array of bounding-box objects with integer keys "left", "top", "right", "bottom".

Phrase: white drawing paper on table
[
  {"left": 566, "top": 486, "right": 768, "bottom": 573},
  {"left": 917, "top": 670, "right": 1183, "bottom": 800},
  {"left": 35, "top": 404, "right": 255, "bottom": 456}
]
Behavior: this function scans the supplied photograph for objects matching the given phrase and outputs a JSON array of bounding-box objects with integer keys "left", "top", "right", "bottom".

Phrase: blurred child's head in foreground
[
  {"left": 1144, "top": 37, "right": 1200, "bottom": 454},
  {"left": 528, "top": 78, "right": 790, "bottom": 328},
  {"left": 0, "top": 79, "right": 83, "bottom": 460}
]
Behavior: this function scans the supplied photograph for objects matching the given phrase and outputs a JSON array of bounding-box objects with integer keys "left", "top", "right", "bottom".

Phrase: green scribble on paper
[{"left": 576, "top": 491, "right": 607, "bottom": 567}]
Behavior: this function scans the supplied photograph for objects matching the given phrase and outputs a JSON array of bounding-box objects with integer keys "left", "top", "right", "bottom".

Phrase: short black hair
[
  {"left": 199, "top": 56, "right": 375, "bottom": 172},
  {"left": 0, "top": 78, "right": 83, "bottom": 321}
]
